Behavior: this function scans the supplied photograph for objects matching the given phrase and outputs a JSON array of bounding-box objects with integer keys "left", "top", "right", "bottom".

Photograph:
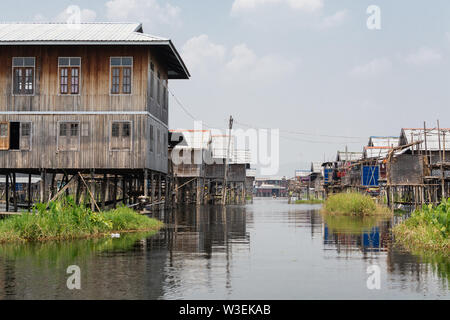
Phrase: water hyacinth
[{"left": 394, "top": 199, "right": 450, "bottom": 255}]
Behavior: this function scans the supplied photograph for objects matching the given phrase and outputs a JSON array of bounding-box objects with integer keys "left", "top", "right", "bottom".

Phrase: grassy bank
[
  {"left": 394, "top": 200, "right": 449, "bottom": 255},
  {"left": 323, "top": 192, "right": 391, "bottom": 216},
  {"left": 0, "top": 197, "right": 163, "bottom": 243},
  {"left": 294, "top": 199, "right": 324, "bottom": 205}
]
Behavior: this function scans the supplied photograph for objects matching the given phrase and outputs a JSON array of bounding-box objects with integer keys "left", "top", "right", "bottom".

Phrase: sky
[{"left": 1, "top": 0, "right": 450, "bottom": 177}]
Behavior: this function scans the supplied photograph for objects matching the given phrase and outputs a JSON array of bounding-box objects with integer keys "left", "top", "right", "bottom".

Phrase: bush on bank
[
  {"left": 394, "top": 199, "right": 450, "bottom": 255},
  {"left": 323, "top": 192, "right": 390, "bottom": 216},
  {"left": 294, "top": 199, "right": 324, "bottom": 205},
  {"left": 0, "top": 197, "right": 163, "bottom": 243}
]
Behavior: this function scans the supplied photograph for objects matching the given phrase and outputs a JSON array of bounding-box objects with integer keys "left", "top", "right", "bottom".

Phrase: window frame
[
  {"left": 58, "top": 57, "right": 82, "bottom": 96},
  {"left": 109, "top": 120, "right": 133, "bottom": 152},
  {"left": 109, "top": 57, "right": 133, "bottom": 96},
  {"left": 19, "top": 122, "right": 32, "bottom": 151},
  {"left": 57, "top": 120, "right": 81, "bottom": 152},
  {"left": 12, "top": 57, "right": 36, "bottom": 96}
]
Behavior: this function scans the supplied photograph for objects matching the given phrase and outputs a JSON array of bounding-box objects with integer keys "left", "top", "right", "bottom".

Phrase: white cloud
[
  {"left": 105, "top": 0, "right": 181, "bottom": 28},
  {"left": 350, "top": 58, "right": 392, "bottom": 77},
  {"left": 181, "top": 35, "right": 226, "bottom": 72},
  {"left": 224, "top": 43, "right": 298, "bottom": 82},
  {"left": 55, "top": 6, "right": 97, "bottom": 23},
  {"left": 34, "top": 6, "right": 97, "bottom": 23},
  {"left": 231, "top": 0, "right": 323, "bottom": 14},
  {"left": 181, "top": 36, "right": 298, "bottom": 84},
  {"left": 318, "top": 10, "right": 348, "bottom": 29},
  {"left": 404, "top": 47, "right": 442, "bottom": 66}
]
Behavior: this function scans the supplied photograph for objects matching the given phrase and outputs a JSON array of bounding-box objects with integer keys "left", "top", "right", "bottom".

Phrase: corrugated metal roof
[
  {"left": 364, "top": 147, "right": 390, "bottom": 159},
  {"left": 401, "top": 128, "right": 450, "bottom": 151},
  {"left": 368, "top": 136, "right": 399, "bottom": 148},
  {"left": 0, "top": 23, "right": 189, "bottom": 79},
  {"left": 336, "top": 151, "right": 364, "bottom": 162},
  {"left": 171, "top": 130, "right": 211, "bottom": 150},
  {"left": 0, "top": 23, "right": 166, "bottom": 42},
  {"left": 246, "top": 169, "right": 257, "bottom": 177},
  {"left": 295, "top": 170, "right": 311, "bottom": 178},
  {"left": 311, "top": 162, "right": 322, "bottom": 173}
]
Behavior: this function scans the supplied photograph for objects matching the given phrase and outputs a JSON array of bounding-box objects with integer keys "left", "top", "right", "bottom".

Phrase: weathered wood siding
[
  {"left": 390, "top": 154, "right": 424, "bottom": 185},
  {"left": 0, "top": 114, "right": 167, "bottom": 172},
  {"left": 0, "top": 45, "right": 171, "bottom": 172}
]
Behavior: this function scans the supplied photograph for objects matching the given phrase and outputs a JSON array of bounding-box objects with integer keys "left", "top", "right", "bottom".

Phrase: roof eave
[{"left": 0, "top": 39, "right": 190, "bottom": 80}]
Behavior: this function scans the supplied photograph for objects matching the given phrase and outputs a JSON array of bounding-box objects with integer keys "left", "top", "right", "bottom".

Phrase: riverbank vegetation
[
  {"left": 394, "top": 200, "right": 450, "bottom": 255},
  {"left": 294, "top": 199, "right": 324, "bottom": 205},
  {"left": 0, "top": 197, "right": 163, "bottom": 243},
  {"left": 323, "top": 192, "right": 391, "bottom": 216}
]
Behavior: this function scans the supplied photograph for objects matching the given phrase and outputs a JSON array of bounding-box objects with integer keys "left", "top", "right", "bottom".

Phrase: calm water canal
[{"left": 0, "top": 198, "right": 448, "bottom": 299}]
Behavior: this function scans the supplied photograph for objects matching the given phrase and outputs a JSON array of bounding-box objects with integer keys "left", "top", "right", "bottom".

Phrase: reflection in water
[
  {"left": 0, "top": 199, "right": 448, "bottom": 299},
  {"left": 323, "top": 214, "right": 392, "bottom": 254}
]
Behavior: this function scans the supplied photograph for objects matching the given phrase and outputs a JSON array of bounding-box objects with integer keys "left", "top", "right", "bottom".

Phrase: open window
[
  {"left": 110, "top": 121, "right": 132, "bottom": 151},
  {"left": 58, "top": 122, "right": 80, "bottom": 151},
  {"left": 0, "top": 122, "right": 32, "bottom": 151}
]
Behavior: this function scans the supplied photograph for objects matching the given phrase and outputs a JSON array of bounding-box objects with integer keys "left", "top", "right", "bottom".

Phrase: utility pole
[
  {"left": 437, "top": 120, "right": 445, "bottom": 200},
  {"left": 222, "top": 116, "right": 234, "bottom": 206}
]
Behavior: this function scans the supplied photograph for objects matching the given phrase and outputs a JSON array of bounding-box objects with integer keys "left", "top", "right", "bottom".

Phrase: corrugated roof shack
[
  {"left": 170, "top": 130, "right": 211, "bottom": 205},
  {"left": 385, "top": 127, "right": 450, "bottom": 209},
  {"left": 205, "top": 135, "right": 251, "bottom": 205},
  {"left": 0, "top": 23, "right": 189, "bottom": 212},
  {"left": 336, "top": 151, "right": 364, "bottom": 189},
  {"left": 310, "top": 162, "right": 325, "bottom": 199}
]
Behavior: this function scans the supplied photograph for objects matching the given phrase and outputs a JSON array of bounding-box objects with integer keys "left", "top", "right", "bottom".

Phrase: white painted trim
[{"left": 0, "top": 111, "right": 168, "bottom": 128}]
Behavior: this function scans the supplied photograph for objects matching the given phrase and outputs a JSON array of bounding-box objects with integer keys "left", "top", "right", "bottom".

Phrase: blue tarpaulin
[{"left": 361, "top": 166, "right": 379, "bottom": 187}]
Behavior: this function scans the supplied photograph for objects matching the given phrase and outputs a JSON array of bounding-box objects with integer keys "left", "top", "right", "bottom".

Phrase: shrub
[
  {"left": 0, "top": 197, "right": 163, "bottom": 243},
  {"left": 323, "top": 192, "right": 388, "bottom": 216}
]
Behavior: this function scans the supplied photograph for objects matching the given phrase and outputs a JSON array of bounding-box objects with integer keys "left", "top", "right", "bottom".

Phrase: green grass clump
[
  {"left": 323, "top": 192, "right": 390, "bottom": 216},
  {"left": 394, "top": 199, "right": 450, "bottom": 255},
  {"left": 0, "top": 197, "right": 163, "bottom": 243},
  {"left": 294, "top": 199, "right": 324, "bottom": 205}
]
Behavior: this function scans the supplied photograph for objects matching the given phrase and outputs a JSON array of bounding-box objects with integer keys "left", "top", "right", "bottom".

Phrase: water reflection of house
[{"left": 323, "top": 221, "right": 391, "bottom": 254}]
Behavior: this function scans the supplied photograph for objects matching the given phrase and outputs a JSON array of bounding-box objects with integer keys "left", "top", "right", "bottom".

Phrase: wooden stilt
[
  {"left": 196, "top": 178, "right": 201, "bottom": 206},
  {"left": 158, "top": 173, "right": 162, "bottom": 210},
  {"left": 101, "top": 174, "right": 107, "bottom": 210},
  {"left": 40, "top": 170, "right": 45, "bottom": 203},
  {"left": 75, "top": 175, "right": 82, "bottom": 205},
  {"left": 144, "top": 169, "right": 149, "bottom": 198},
  {"left": 28, "top": 173, "right": 32, "bottom": 212},
  {"left": 5, "top": 174, "right": 9, "bottom": 212},
  {"left": 12, "top": 173, "right": 17, "bottom": 212},
  {"left": 165, "top": 175, "right": 169, "bottom": 209},
  {"left": 113, "top": 174, "right": 118, "bottom": 209},
  {"left": 90, "top": 170, "right": 95, "bottom": 211}
]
